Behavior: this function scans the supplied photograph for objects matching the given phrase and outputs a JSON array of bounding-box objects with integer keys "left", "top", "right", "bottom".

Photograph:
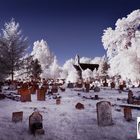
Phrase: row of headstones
[
  {"left": 19, "top": 88, "right": 60, "bottom": 102},
  {"left": 12, "top": 101, "right": 132, "bottom": 135},
  {"left": 12, "top": 111, "right": 44, "bottom": 135},
  {"left": 68, "top": 81, "right": 125, "bottom": 91},
  {"left": 76, "top": 101, "right": 132, "bottom": 126}
]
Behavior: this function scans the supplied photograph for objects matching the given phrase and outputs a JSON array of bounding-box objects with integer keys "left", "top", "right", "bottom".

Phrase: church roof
[{"left": 73, "top": 63, "right": 99, "bottom": 71}]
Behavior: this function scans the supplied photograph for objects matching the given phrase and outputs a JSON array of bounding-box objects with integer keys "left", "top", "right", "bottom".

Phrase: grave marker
[
  {"left": 124, "top": 107, "right": 132, "bottom": 121},
  {"left": 12, "top": 111, "right": 23, "bottom": 123},
  {"left": 96, "top": 101, "right": 113, "bottom": 126},
  {"left": 37, "top": 88, "right": 46, "bottom": 101}
]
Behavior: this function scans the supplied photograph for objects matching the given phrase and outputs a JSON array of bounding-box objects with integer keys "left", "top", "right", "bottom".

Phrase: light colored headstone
[
  {"left": 12, "top": 111, "right": 23, "bottom": 123},
  {"left": 96, "top": 101, "right": 113, "bottom": 126}
]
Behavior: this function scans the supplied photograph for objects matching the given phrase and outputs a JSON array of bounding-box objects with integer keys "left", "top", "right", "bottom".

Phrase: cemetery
[
  {"left": 0, "top": 1, "right": 139, "bottom": 139},
  {"left": 0, "top": 78, "right": 139, "bottom": 140}
]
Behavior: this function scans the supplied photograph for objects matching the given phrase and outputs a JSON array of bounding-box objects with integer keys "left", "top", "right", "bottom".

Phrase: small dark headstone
[
  {"left": 119, "top": 85, "right": 124, "bottom": 91},
  {"left": 124, "top": 107, "right": 132, "bottom": 121},
  {"left": 0, "top": 94, "right": 6, "bottom": 100},
  {"left": 67, "top": 83, "right": 74, "bottom": 88},
  {"left": 95, "top": 95, "right": 99, "bottom": 100},
  {"left": 12, "top": 111, "right": 23, "bottom": 123},
  {"left": 56, "top": 98, "right": 61, "bottom": 105},
  {"left": 127, "top": 90, "right": 133, "bottom": 104},
  {"left": 85, "top": 83, "right": 90, "bottom": 92},
  {"left": 94, "top": 86, "right": 100, "bottom": 92},
  {"left": 75, "top": 102, "right": 84, "bottom": 110},
  {"left": 111, "top": 82, "right": 115, "bottom": 89}
]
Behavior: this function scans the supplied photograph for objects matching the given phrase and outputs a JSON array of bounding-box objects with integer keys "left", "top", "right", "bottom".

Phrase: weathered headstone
[
  {"left": 37, "top": 88, "right": 46, "bottom": 101},
  {"left": 12, "top": 111, "right": 23, "bottom": 123},
  {"left": 85, "top": 83, "right": 90, "bottom": 92},
  {"left": 94, "top": 86, "right": 100, "bottom": 92},
  {"left": 56, "top": 98, "right": 61, "bottom": 105},
  {"left": 96, "top": 101, "right": 113, "bottom": 126},
  {"left": 29, "top": 111, "right": 44, "bottom": 135},
  {"left": 111, "top": 82, "right": 115, "bottom": 89},
  {"left": 95, "top": 95, "right": 99, "bottom": 100},
  {"left": 75, "top": 102, "right": 84, "bottom": 110},
  {"left": 67, "top": 83, "right": 74, "bottom": 88},
  {"left": 124, "top": 107, "right": 132, "bottom": 121},
  {"left": 119, "top": 84, "right": 124, "bottom": 91},
  {"left": 20, "top": 88, "right": 31, "bottom": 102},
  {"left": 127, "top": 90, "right": 133, "bottom": 104},
  {"left": 51, "top": 85, "right": 58, "bottom": 93}
]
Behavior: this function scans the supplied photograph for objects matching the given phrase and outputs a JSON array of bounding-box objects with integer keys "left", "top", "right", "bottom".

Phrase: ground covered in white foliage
[{"left": 0, "top": 88, "right": 139, "bottom": 140}]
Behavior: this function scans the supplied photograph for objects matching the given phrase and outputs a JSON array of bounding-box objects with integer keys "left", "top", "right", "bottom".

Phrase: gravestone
[
  {"left": 20, "top": 88, "right": 31, "bottom": 102},
  {"left": 94, "top": 86, "right": 100, "bottom": 92},
  {"left": 56, "top": 98, "right": 61, "bottom": 105},
  {"left": 75, "top": 102, "right": 84, "bottom": 110},
  {"left": 111, "top": 82, "right": 115, "bottom": 89},
  {"left": 96, "top": 101, "right": 113, "bottom": 126},
  {"left": 119, "top": 84, "right": 124, "bottom": 91},
  {"left": 51, "top": 85, "right": 58, "bottom": 93},
  {"left": 95, "top": 95, "right": 99, "bottom": 100},
  {"left": 85, "top": 83, "right": 90, "bottom": 92},
  {"left": 29, "top": 111, "right": 44, "bottom": 135},
  {"left": 12, "top": 111, "right": 23, "bottom": 123},
  {"left": 124, "top": 107, "right": 132, "bottom": 121},
  {"left": 67, "top": 83, "right": 74, "bottom": 88},
  {"left": 37, "top": 88, "right": 46, "bottom": 101},
  {"left": 127, "top": 90, "right": 133, "bottom": 104}
]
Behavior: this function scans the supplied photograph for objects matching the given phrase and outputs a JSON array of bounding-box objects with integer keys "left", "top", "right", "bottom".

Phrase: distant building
[{"left": 73, "top": 55, "right": 99, "bottom": 79}]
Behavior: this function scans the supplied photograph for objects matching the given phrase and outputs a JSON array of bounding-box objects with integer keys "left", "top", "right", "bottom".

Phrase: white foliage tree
[
  {"left": 31, "top": 39, "right": 54, "bottom": 78},
  {"left": 49, "top": 56, "right": 61, "bottom": 79},
  {"left": 61, "top": 58, "right": 79, "bottom": 83},
  {"left": 102, "top": 9, "right": 140, "bottom": 84},
  {"left": 31, "top": 39, "right": 54, "bottom": 70},
  {"left": 0, "top": 18, "right": 28, "bottom": 80},
  {"left": 82, "top": 68, "right": 93, "bottom": 80}
]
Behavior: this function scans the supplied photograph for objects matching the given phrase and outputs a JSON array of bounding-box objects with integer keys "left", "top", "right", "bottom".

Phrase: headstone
[
  {"left": 119, "top": 84, "right": 124, "bottom": 91},
  {"left": 20, "top": 88, "right": 31, "bottom": 102},
  {"left": 56, "top": 98, "right": 61, "bottom": 105},
  {"left": 12, "top": 111, "right": 23, "bottom": 123},
  {"left": 29, "top": 111, "right": 44, "bottom": 135},
  {"left": 94, "top": 86, "right": 100, "bottom": 92},
  {"left": 85, "top": 83, "right": 90, "bottom": 92},
  {"left": 75, "top": 102, "right": 84, "bottom": 110},
  {"left": 95, "top": 95, "right": 99, "bottom": 100},
  {"left": 51, "top": 85, "right": 58, "bottom": 93},
  {"left": 67, "top": 83, "right": 74, "bottom": 88},
  {"left": 37, "top": 88, "right": 46, "bottom": 101},
  {"left": 127, "top": 90, "right": 133, "bottom": 104},
  {"left": 124, "top": 107, "right": 132, "bottom": 121},
  {"left": 0, "top": 94, "right": 6, "bottom": 100},
  {"left": 96, "top": 101, "right": 113, "bottom": 126},
  {"left": 111, "top": 82, "right": 115, "bottom": 89}
]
